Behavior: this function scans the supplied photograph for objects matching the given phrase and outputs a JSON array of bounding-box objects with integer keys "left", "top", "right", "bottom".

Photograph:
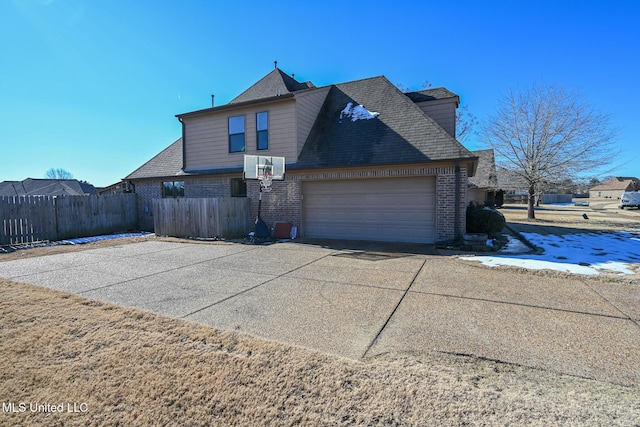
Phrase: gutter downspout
[
  {"left": 454, "top": 160, "right": 461, "bottom": 241},
  {"left": 179, "top": 117, "right": 186, "bottom": 171}
]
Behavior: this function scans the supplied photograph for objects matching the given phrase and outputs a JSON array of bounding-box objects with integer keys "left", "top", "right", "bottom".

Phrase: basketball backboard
[{"left": 243, "top": 155, "right": 285, "bottom": 181}]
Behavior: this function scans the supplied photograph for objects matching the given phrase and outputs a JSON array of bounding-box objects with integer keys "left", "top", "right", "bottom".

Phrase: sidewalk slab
[{"left": 367, "top": 292, "right": 640, "bottom": 386}]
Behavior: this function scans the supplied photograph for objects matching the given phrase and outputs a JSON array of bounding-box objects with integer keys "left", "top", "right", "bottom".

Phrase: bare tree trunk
[{"left": 528, "top": 183, "right": 536, "bottom": 219}]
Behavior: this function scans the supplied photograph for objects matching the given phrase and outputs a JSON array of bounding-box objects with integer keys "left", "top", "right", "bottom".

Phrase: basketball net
[{"left": 258, "top": 165, "right": 273, "bottom": 192}]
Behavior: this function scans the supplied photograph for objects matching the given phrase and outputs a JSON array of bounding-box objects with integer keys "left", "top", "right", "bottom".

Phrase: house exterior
[
  {"left": 125, "top": 66, "right": 478, "bottom": 244},
  {"left": 0, "top": 178, "right": 98, "bottom": 197},
  {"left": 589, "top": 177, "right": 640, "bottom": 199}
]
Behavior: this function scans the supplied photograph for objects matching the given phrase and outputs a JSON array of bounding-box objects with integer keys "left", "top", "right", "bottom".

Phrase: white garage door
[{"left": 302, "top": 177, "right": 436, "bottom": 243}]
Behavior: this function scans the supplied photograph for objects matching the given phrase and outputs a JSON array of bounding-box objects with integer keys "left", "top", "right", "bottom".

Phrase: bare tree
[
  {"left": 45, "top": 168, "right": 74, "bottom": 180},
  {"left": 482, "top": 83, "right": 618, "bottom": 219},
  {"left": 455, "top": 104, "right": 478, "bottom": 144}
]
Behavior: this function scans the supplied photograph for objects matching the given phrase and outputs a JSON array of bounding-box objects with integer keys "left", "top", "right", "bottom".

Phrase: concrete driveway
[{"left": 1, "top": 239, "right": 639, "bottom": 386}]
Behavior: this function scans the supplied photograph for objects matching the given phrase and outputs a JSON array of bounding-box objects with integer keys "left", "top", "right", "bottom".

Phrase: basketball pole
[{"left": 257, "top": 184, "right": 263, "bottom": 220}]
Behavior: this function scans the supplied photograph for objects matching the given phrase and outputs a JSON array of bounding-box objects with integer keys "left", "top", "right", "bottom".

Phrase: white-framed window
[
  {"left": 256, "top": 111, "right": 268, "bottom": 150},
  {"left": 229, "top": 115, "right": 245, "bottom": 153}
]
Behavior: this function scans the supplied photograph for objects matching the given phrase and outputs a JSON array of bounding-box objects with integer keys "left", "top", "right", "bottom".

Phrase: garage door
[{"left": 302, "top": 177, "right": 436, "bottom": 243}]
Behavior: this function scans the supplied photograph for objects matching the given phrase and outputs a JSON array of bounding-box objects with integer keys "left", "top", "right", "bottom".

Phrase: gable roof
[
  {"left": 125, "top": 138, "right": 186, "bottom": 180},
  {"left": 293, "top": 76, "right": 475, "bottom": 169},
  {"left": 590, "top": 177, "right": 640, "bottom": 192},
  {"left": 229, "top": 68, "right": 315, "bottom": 104},
  {"left": 468, "top": 149, "right": 498, "bottom": 189},
  {"left": 0, "top": 179, "right": 91, "bottom": 197}
]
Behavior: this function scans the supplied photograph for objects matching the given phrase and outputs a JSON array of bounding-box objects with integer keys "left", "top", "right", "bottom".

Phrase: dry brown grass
[
  {"left": 501, "top": 202, "right": 640, "bottom": 232},
  {"left": 1, "top": 278, "right": 639, "bottom": 426}
]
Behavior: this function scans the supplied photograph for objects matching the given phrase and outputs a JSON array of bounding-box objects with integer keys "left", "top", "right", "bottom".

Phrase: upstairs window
[
  {"left": 162, "top": 181, "right": 185, "bottom": 198},
  {"left": 228, "top": 115, "right": 245, "bottom": 153},
  {"left": 256, "top": 111, "right": 268, "bottom": 150}
]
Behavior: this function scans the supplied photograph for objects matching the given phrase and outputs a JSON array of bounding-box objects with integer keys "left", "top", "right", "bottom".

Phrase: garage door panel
[{"left": 302, "top": 177, "right": 436, "bottom": 243}]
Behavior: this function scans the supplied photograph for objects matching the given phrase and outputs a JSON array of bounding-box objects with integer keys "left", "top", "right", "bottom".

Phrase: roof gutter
[
  {"left": 179, "top": 117, "right": 186, "bottom": 171},
  {"left": 176, "top": 93, "right": 295, "bottom": 119}
]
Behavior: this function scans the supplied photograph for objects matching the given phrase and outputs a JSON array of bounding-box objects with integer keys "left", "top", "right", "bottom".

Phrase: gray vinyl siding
[
  {"left": 414, "top": 98, "right": 457, "bottom": 138},
  {"left": 183, "top": 99, "right": 298, "bottom": 171},
  {"left": 295, "top": 87, "right": 331, "bottom": 155}
]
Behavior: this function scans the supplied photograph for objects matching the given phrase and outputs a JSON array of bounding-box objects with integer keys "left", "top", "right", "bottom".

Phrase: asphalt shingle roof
[
  {"left": 131, "top": 73, "right": 478, "bottom": 179},
  {"left": 405, "top": 87, "right": 459, "bottom": 103},
  {"left": 590, "top": 177, "right": 640, "bottom": 192},
  {"left": 294, "top": 76, "right": 475, "bottom": 169},
  {"left": 468, "top": 149, "right": 498, "bottom": 189},
  {"left": 229, "top": 68, "right": 315, "bottom": 104},
  {"left": 125, "top": 138, "right": 185, "bottom": 180}
]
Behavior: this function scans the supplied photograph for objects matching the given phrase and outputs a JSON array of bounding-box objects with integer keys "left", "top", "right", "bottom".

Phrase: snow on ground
[
  {"left": 461, "top": 230, "right": 640, "bottom": 275},
  {"left": 0, "top": 232, "right": 150, "bottom": 253},
  {"left": 340, "top": 102, "right": 380, "bottom": 121}
]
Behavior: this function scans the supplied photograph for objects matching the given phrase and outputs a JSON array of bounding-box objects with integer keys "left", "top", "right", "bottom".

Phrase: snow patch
[
  {"left": 340, "top": 102, "right": 380, "bottom": 122},
  {"left": 461, "top": 230, "right": 640, "bottom": 276}
]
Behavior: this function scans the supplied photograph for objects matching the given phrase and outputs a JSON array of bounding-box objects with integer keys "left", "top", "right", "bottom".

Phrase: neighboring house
[
  {"left": 124, "top": 66, "right": 478, "bottom": 243},
  {"left": 0, "top": 178, "right": 97, "bottom": 197},
  {"left": 589, "top": 177, "right": 640, "bottom": 199},
  {"left": 468, "top": 149, "right": 498, "bottom": 206}
]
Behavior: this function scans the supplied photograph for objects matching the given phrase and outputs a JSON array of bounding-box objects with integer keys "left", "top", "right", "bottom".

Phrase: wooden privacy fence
[
  {"left": 153, "top": 197, "right": 250, "bottom": 239},
  {"left": 0, "top": 194, "right": 138, "bottom": 245}
]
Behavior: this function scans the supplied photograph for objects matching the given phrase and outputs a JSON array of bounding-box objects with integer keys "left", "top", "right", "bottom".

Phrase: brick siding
[{"left": 132, "top": 165, "right": 467, "bottom": 242}]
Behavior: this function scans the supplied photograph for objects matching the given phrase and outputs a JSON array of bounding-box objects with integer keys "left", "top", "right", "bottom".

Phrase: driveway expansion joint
[
  {"left": 78, "top": 246, "right": 261, "bottom": 295},
  {"left": 181, "top": 250, "right": 339, "bottom": 319},
  {"left": 409, "top": 289, "right": 632, "bottom": 321},
  {"left": 361, "top": 258, "right": 427, "bottom": 359},
  {"left": 580, "top": 279, "right": 640, "bottom": 329}
]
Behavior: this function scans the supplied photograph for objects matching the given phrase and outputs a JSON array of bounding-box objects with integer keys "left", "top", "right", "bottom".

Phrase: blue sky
[{"left": 1, "top": 0, "right": 638, "bottom": 187}]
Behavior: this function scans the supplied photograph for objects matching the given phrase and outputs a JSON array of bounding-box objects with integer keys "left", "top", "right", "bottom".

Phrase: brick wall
[
  {"left": 132, "top": 165, "right": 468, "bottom": 242},
  {"left": 132, "top": 176, "right": 239, "bottom": 232},
  {"left": 435, "top": 167, "right": 467, "bottom": 242},
  {"left": 133, "top": 180, "right": 162, "bottom": 231},
  {"left": 247, "top": 177, "right": 301, "bottom": 233}
]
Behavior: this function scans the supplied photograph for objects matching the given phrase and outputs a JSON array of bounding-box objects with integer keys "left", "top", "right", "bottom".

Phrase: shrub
[{"left": 466, "top": 204, "right": 505, "bottom": 235}]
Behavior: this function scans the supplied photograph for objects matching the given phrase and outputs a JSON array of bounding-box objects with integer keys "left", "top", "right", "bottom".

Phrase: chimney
[{"left": 211, "top": 94, "right": 215, "bottom": 107}]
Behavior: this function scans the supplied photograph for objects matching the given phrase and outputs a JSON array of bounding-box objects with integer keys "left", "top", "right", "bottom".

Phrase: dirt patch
[{"left": 1, "top": 279, "right": 638, "bottom": 426}]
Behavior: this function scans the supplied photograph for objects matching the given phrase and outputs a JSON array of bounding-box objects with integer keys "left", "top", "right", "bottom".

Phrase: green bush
[{"left": 466, "top": 204, "right": 505, "bottom": 235}]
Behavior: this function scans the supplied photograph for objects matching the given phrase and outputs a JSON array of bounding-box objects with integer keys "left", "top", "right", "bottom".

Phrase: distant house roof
[
  {"left": 468, "top": 149, "right": 498, "bottom": 189},
  {"left": 125, "top": 138, "right": 186, "bottom": 180},
  {"left": 293, "top": 76, "right": 475, "bottom": 170},
  {"left": 229, "top": 67, "right": 315, "bottom": 104},
  {"left": 0, "top": 179, "right": 94, "bottom": 197},
  {"left": 590, "top": 177, "right": 640, "bottom": 192}
]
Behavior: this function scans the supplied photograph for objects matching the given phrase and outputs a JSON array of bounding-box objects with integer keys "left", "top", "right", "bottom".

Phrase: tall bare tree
[
  {"left": 482, "top": 83, "right": 618, "bottom": 219},
  {"left": 45, "top": 168, "right": 74, "bottom": 180}
]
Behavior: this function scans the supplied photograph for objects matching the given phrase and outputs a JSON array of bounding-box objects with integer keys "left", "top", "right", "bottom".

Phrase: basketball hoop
[
  {"left": 259, "top": 173, "right": 273, "bottom": 192},
  {"left": 258, "top": 162, "right": 274, "bottom": 192}
]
